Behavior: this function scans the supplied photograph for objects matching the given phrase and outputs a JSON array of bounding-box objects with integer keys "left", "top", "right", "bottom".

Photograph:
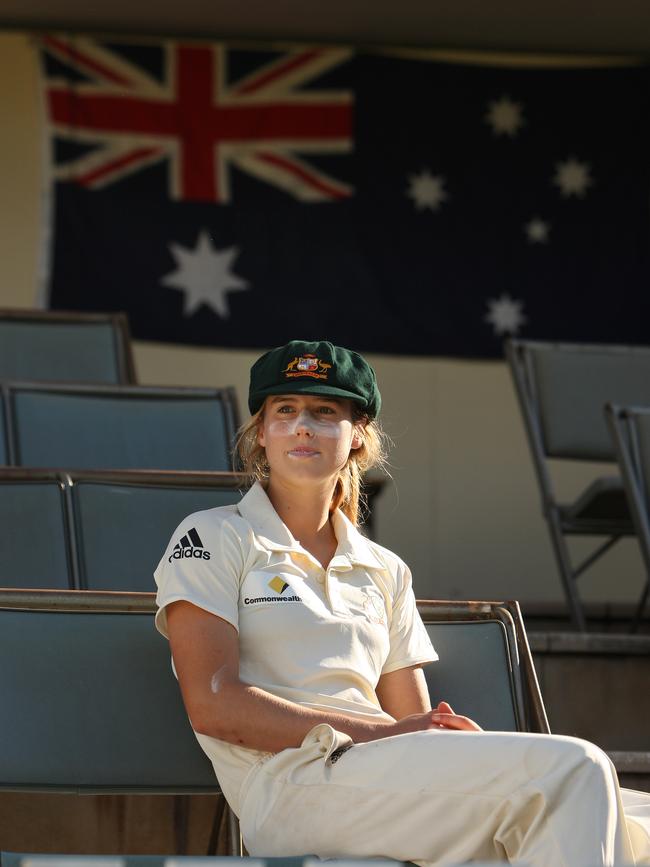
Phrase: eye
[
  {"left": 316, "top": 405, "right": 336, "bottom": 414},
  {"left": 277, "top": 404, "right": 295, "bottom": 414}
]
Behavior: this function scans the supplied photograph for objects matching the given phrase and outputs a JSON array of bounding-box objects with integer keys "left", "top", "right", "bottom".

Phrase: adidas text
[{"left": 169, "top": 549, "right": 211, "bottom": 563}]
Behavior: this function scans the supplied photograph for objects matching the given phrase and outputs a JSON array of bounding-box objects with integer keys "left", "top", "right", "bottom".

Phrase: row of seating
[
  {"left": 0, "top": 309, "right": 135, "bottom": 384},
  {"left": 0, "top": 589, "right": 549, "bottom": 859},
  {"left": 0, "top": 382, "right": 240, "bottom": 471},
  {"left": 506, "top": 339, "right": 650, "bottom": 631},
  {"left": 1, "top": 469, "right": 245, "bottom": 591}
]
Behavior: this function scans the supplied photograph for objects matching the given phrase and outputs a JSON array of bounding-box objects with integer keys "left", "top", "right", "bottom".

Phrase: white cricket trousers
[{"left": 238, "top": 724, "right": 650, "bottom": 866}]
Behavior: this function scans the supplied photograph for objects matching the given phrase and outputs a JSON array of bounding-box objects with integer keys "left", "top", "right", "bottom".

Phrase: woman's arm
[
  {"left": 166, "top": 601, "right": 445, "bottom": 753},
  {"left": 375, "top": 665, "right": 432, "bottom": 718},
  {"left": 376, "top": 665, "right": 482, "bottom": 732}
]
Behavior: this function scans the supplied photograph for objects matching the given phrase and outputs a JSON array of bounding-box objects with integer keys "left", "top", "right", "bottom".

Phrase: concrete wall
[{"left": 0, "top": 31, "right": 646, "bottom": 606}]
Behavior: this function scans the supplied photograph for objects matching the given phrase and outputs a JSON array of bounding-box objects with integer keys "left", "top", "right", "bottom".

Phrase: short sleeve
[
  {"left": 381, "top": 560, "right": 438, "bottom": 674},
  {"left": 153, "top": 507, "right": 245, "bottom": 639}
]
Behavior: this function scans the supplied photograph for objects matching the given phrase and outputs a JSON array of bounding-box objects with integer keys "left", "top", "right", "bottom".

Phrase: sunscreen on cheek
[
  {"left": 267, "top": 414, "right": 342, "bottom": 438},
  {"left": 267, "top": 419, "right": 296, "bottom": 436}
]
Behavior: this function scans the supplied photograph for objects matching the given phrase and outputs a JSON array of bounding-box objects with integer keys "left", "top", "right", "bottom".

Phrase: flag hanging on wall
[{"left": 39, "top": 35, "right": 650, "bottom": 358}]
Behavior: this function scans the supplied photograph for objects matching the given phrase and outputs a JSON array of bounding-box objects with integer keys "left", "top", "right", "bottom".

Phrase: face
[{"left": 258, "top": 394, "right": 364, "bottom": 485}]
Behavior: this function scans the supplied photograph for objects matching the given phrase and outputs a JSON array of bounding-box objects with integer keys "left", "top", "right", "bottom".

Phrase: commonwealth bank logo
[
  {"left": 243, "top": 573, "right": 303, "bottom": 606},
  {"left": 268, "top": 576, "right": 290, "bottom": 594}
]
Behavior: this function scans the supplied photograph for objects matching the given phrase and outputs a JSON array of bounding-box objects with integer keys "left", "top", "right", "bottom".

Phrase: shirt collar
[
  {"left": 237, "top": 481, "right": 385, "bottom": 570},
  {"left": 237, "top": 481, "right": 299, "bottom": 552}
]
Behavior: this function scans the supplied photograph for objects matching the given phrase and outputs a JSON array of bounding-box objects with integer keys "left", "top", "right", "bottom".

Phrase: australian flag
[{"left": 40, "top": 35, "right": 650, "bottom": 358}]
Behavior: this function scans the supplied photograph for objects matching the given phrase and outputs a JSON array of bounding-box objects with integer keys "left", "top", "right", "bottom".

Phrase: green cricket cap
[{"left": 248, "top": 340, "right": 381, "bottom": 418}]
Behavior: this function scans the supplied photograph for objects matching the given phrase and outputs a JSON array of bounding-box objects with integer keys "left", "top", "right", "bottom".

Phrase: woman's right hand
[{"left": 382, "top": 700, "right": 483, "bottom": 737}]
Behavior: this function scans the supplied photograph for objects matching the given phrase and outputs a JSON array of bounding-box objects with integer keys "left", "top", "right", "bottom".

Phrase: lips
[{"left": 287, "top": 447, "right": 319, "bottom": 457}]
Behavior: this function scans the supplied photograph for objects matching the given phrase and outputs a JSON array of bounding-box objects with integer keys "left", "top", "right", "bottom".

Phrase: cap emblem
[{"left": 282, "top": 354, "right": 332, "bottom": 381}]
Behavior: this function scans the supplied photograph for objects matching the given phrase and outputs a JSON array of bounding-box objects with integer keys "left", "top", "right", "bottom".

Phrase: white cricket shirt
[{"left": 154, "top": 481, "right": 437, "bottom": 814}]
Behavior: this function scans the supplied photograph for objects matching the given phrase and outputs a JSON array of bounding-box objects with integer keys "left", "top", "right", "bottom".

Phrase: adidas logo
[{"left": 168, "top": 527, "right": 211, "bottom": 563}]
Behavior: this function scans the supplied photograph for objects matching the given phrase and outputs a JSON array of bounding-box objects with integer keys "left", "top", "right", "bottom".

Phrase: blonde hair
[{"left": 235, "top": 401, "right": 390, "bottom": 527}]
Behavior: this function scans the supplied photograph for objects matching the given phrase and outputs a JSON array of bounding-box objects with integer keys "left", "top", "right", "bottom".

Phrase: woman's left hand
[{"left": 430, "top": 700, "right": 483, "bottom": 731}]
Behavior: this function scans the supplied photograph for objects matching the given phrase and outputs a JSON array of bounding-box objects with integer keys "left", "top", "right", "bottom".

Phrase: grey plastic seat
[
  {"left": 4, "top": 383, "right": 240, "bottom": 471},
  {"left": 69, "top": 471, "right": 245, "bottom": 591},
  {"left": 605, "top": 404, "right": 650, "bottom": 630},
  {"left": 417, "top": 600, "right": 549, "bottom": 733},
  {"left": 0, "top": 402, "right": 7, "bottom": 465},
  {"left": 0, "top": 309, "right": 135, "bottom": 384},
  {"left": 0, "top": 858, "right": 402, "bottom": 867},
  {"left": 0, "top": 590, "right": 217, "bottom": 794},
  {"left": 0, "top": 471, "right": 73, "bottom": 589},
  {"left": 506, "top": 339, "right": 650, "bottom": 631}
]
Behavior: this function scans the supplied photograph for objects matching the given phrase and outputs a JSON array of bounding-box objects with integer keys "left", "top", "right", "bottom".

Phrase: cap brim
[{"left": 250, "top": 382, "right": 369, "bottom": 414}]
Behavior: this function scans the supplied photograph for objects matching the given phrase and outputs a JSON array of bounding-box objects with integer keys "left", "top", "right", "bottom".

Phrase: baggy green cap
[{"left": 248, "top": 340, "right": 381, "bottom": 418}]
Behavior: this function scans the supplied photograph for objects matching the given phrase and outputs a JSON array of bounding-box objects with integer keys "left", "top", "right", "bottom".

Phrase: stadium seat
[
  {"left": 0, "top": 309, "right": 135, "bottom": 385},
  {"left": 68, "top": 470, "right": 245, "bottom": 591},
  {"left": 418, "top": 600, "right": 549, "bottom": 733},
  {"left": 0, "top": 470, "right": 73, "bottom": 590},
  {"left": 505, "top": 339, "right": 650, "bottom": 631},
  {"left": 605, "top": 404, "right": 650, "bottom": 631},
  {"left": 0, "top": 401, "right": 7, "bottom": 465},
  {"left": 0, "top": 857, "right": 412, "bottom": 867},
  {"left": 0, "top": 590, "right": 218, "bottom": 795},
  {"left": 4, "top": 383, "right": 240, "bottom": 471}
]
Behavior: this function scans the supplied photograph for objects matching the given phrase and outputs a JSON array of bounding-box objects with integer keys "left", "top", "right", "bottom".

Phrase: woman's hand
[
  {"left": 430, "top": 700, "right": 483, "bottom": 731},
  {"left": 381, "top": 700, "right": 483, "bottom": 738}
]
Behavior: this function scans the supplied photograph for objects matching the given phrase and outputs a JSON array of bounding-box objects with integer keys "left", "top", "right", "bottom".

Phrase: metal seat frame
[
  {"left": 505, "top": 338, "right": 650, "bottom": 631},
  {"left": 605, "top": 403, "right": 650, "bottom": 631}
]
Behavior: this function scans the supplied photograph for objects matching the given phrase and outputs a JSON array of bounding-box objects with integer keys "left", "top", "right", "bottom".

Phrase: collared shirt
[{"left": 154, "top": 481, "right": 437, "bottom": 814}]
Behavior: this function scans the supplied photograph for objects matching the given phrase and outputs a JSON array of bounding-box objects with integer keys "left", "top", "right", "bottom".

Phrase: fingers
[
  {"left": 436, "top": 700, "right": 455, "bottom": 715},
  {"left": 431, "top": 711, "right": 483, "bottom": 732}
]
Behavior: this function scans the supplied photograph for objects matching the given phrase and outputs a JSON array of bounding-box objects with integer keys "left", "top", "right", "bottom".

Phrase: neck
[{"left": 265, "top": 476, "right": 338, "bottom": 566}]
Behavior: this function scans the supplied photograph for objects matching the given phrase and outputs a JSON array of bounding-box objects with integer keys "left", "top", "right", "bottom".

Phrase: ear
[
  {"left": 257, "top": 420, "right": 266, "bottom": 448},
  {"left": 350, "top": 422, "right": 365, "bottom": 450}
]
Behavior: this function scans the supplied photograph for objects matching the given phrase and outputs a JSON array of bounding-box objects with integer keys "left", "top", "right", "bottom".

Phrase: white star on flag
[
  {"left": 407, "top": 170, "right": 448, "bottom": 211},
  {"left": 553, "top": 158, "right": 593, "bottom": 198},
  {"left": 484, "top": 294, "right": 527, "bottom": 336},
  {"left": 161, "top": 230, "right": 250, "bottom": 318},
  {"left": 525, "top": 218, "right": 550, "bottom": 243},
  {"left": 485, "top": 96, "right": 524, "bottom": 137}
]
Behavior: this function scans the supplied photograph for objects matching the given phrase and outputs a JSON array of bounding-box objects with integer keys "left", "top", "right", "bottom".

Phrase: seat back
[
  {"left": 0, "top": 310, "right": 135, "bottom": 385},
  {"left": 5, "top": 384, "right": 240, "bottom": 471},
  {"left": 0, "top": 400, "right": 7, "bottom": 465},
  {"left": 422, "top": 621, "right": 518, "bottom": 730},
  {"left": 416, "top": 600, "right": 549, "bottom": 734},
  {"left": 2, "top": 857, "right": 312, "bottom": 867},
  {"left": 69, "top": 472, "right": 245, "bottom": 591},
  {"left": 507, "top": 339, "right": 650, "bottom": 461},
  {"left": 0, "top": 591, "right": 217, "bottom": 793},
  {"left": 0, "top": 472, "right": 73, "bottom": 590}
]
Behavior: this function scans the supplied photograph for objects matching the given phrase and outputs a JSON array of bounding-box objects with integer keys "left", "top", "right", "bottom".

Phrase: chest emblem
[
  {"left": 268, "top": 576, "right": 290, "bottom": 594},
  {"left": 363, "top": 592, "right": 386, "bottom": 626}
]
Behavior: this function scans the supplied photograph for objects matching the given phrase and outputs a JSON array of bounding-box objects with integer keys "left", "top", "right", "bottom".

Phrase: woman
[{"left": 154, "top": 339, "right": 650, "bottom": 866}]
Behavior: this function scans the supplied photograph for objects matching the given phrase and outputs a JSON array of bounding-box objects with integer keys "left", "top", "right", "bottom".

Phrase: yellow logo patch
[
  {"left": 282, "top": 354, "right": 332, "bottom": 381},
  {"left": 268, "top": 576, "right": 290, "bottom": 595}
]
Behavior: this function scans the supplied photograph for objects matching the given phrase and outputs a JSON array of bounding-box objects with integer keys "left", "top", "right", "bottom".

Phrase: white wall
[{"left": 1, "top": 31, "right": 645, "bottom": 605}]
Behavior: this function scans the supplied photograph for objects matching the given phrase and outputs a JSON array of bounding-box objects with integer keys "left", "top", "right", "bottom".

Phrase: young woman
[{"left": 154, "top": 339, "right": 650, "bottom": 866}]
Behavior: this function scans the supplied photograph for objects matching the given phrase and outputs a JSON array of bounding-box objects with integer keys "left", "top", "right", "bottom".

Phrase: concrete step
[
  {"left": 522, "top": 600, "right": 650, "bottom": 634},
  {"left": 608, "top": 751, "right": 650, "bottom": 792},
  {"left": 529, "top": 631, "right": 650, "bottom": 751}
]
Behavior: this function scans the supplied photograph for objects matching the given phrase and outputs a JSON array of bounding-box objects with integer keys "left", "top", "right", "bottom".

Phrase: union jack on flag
[{"left": 42, "top": 35, "right": 354, "bottom": 203}]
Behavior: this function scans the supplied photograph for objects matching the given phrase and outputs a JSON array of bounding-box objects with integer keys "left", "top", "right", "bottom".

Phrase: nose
[{"left": 295, "top": 409, "right": 316, "bottom": 436}]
